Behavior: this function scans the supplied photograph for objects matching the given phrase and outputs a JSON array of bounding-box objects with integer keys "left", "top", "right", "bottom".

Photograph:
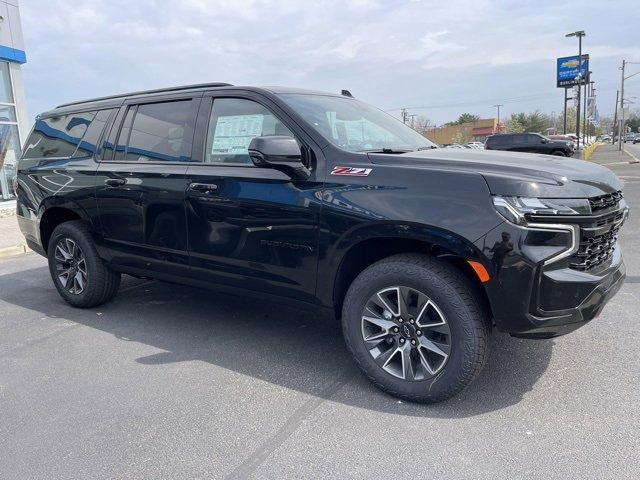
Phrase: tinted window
[
  {"left": 513, "top": 135, "right": 527, "bottom": 144},
  {"left": 205, "top": 98, "right": 294, "bottom": 164},
  {"left": 123, "top": 100, "right": 195, "bottom": 162},
  {"left": 22, "top": 111, "right": 96, "bottom": 159},
  {"left": 73, "top": 109, "right": 116, "bottom": 157},
  {"left": 114, "top": 107, "right": 136, "bottom": 160},
  {"left": 488, "top": 135, "right": 512, "bottom": 147},
  {"left": 101, "top": 108, "right": 126, "bottom": 160}
]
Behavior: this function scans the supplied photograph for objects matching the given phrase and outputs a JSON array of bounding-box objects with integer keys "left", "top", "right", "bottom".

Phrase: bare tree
[{"left": 411, "top": 115, "right": 433, "bottom": 135}]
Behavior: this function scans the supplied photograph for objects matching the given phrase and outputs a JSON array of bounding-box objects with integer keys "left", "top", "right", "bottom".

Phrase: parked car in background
[
  {"left": 601, "top": 135, "right": 612, "bottom": 142},
  {"left": 485, "top": 133, "right": 574, "bottom": 156},
  {"left": 633, "top": 134, "right": 640, "bottom": 144},
  {"left": 16, "top": 83, "right": 628, "bottom": 403},
  {"left": 444, "top": 143, "right": 468, "bottom": 149},
  {"left": 548, "top": 134, "right": 576, "bottom": 149},
  {"left": 624, "top": 133, "right": 636, "bottom": 143}
]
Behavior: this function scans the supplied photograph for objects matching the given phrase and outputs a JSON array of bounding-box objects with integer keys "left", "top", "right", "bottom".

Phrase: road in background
[{"left": 0, "top": 153, "right": 639, "bottom": 479}]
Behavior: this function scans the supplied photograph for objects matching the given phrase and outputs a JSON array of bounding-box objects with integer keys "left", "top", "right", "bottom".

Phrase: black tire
[
  {"left": 551, "top": 150, "right": 566, "bottom": 156},
  {"left": 47, "top": 220, "right": 121, "bottom": 308},
  {"left": 342, "top": 253, "right": 490, "bottom": 403}
]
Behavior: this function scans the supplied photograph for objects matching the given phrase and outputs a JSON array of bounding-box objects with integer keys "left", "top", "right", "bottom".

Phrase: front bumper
[{"left": 476, "top": 220, "right": 626, "bottom": 338}]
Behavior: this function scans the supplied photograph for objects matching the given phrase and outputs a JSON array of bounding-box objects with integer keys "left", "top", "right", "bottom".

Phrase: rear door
[
  {"left": 94, "top": 93, "right": 201, "bottom": 278},
  {"left": 184, "top": 92, "right": 324, "bottom": 302}
]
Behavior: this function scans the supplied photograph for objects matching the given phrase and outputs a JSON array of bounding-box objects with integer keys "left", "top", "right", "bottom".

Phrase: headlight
[
  {"left": 493, "top": 196, "right": 590, "bottom": 225},
  {"left": 492, "top": 196, "right": 582, "bottom": 266}
]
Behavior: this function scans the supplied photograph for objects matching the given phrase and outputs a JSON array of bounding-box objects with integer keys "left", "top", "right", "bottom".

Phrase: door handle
[
  {"left": 189, "top": 183, "right": 219, "bottom": 194},
  {"left": 104, "top": 178, "right": 126, "bottom": 187}
]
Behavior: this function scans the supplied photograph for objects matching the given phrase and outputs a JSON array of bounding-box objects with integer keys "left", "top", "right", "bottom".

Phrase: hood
[
  {"left": 367, "top": 149, "right": 622, "bottom": 198},
  {"left": 548, "top": 139, "right": 574, "bottom": 149}
]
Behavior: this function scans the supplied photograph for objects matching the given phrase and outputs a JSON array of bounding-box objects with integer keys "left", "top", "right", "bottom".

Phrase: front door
[
  {"left": 94, "top": 94, "right": 201, "bottom": 277},
  {"left": 185, "top": 94, "right": 324, "bottom": 302}
]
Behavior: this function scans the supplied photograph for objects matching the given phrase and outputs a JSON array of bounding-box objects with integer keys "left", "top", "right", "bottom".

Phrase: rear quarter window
[
  {"left": 22, "top": 111, "right": 96, "bottom": 159},
  {"left": 487, "top": 136, "right": 509, "bottom": 147}
]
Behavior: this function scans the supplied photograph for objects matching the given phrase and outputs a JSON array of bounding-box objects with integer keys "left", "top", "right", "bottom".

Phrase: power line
[{"left": 385, "top": 92, "right": 567, "bottom": 112}]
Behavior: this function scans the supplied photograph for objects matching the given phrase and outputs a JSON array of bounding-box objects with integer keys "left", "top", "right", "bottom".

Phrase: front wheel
[
  {"left": 342, "top": 254, "right": 490, "bottom": 403},
  {"left": 551, "top": 150, "right": 567, "bottom": 156},
  {"left": 47, "top": 220, "right": 121, "bottom": 308}
]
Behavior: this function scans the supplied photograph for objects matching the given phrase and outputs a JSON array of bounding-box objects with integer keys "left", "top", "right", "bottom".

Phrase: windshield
[{"left": 278, "top": 93, "right": 436, "bottom": 152}]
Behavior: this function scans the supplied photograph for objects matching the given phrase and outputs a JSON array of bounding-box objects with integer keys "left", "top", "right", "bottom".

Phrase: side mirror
[
  {"left": 541, "top": 138, "right": 548, "bottom": 144},
  {"left": 248, "top": 136, "right": 310, "bottom": 180}
]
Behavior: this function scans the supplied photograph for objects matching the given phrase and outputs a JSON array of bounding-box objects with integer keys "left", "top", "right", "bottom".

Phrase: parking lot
[{"left": 1, "top": 149, "right": 639, "bottom": 479}]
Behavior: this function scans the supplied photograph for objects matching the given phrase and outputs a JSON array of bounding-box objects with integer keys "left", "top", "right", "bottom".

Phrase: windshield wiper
[{"left": 359, "top": 148, "right": 413, "bottom": 154}]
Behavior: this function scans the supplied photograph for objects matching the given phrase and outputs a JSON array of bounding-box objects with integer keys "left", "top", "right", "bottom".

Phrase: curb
[
  {"left": 0, "top": 244, "right": 30, "bottom": 259},
  {"left": 624, "top": 148, "right": 640, "bottom": 164}
]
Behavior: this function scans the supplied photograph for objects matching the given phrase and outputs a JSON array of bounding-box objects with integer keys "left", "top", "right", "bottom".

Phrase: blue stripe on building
[{"left": 0, "top": 45, "right": 26, "bottom": 64}]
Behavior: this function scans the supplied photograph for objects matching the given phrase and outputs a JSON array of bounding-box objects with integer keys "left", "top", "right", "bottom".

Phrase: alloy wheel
[
  {"left": 54, "top": 237, "right": 88, "bottom": 295},
  {"left": 361, "top": 286, "right": 451, "bottom": 381}
]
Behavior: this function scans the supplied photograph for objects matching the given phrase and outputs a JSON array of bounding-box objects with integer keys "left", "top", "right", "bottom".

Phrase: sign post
[{"left": 557, "top": 53, "right": 589, "bottom": 149}]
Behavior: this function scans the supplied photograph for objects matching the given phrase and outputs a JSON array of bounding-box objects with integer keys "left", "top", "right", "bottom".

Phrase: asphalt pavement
[{"left": 1, "top": 150, "right": 639, "bottom": 479}]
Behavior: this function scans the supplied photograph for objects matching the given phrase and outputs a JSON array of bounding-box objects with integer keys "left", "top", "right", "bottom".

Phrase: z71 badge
[{"left": 331, "top": 166, "right": 373, "bottom": 177}]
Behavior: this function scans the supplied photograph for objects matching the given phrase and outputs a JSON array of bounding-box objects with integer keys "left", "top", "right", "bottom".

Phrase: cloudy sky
[{"left": 19, "top": 0, "right": 640, "bottom": 125}]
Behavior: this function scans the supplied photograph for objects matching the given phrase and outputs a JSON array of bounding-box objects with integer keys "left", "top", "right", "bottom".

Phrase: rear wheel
[
  {"left": 47, "top": 220, "right": 121, "bottom": 308},
  {"left": 342, "top": 254, "right": 490, "bottom": 403}
]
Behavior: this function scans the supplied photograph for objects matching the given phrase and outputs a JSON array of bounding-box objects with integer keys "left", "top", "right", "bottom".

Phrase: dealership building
[{"left": 0, "top": 0, "right": 27, "bottom": 201}]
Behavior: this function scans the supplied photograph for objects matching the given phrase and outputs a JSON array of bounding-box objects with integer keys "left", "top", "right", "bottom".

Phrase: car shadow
[{"left": 0, "top": 265, "right": 554, "bottom": 418}]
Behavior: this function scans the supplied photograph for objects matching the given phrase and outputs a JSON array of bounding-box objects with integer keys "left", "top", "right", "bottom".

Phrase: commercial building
[
  {"left": 0, "top": 0, "right": 27, "bottom": 201},
  {"left": 425, "top": 118, "right": 503, "bottom": 146}
]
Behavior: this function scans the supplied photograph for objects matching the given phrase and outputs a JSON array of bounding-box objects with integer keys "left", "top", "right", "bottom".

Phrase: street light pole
[
  {"left": 566, "top": 30, "right": 585, "bottom": 150},
  {"left": 563, "top": 88, "right": 568, "bottom": 134}
]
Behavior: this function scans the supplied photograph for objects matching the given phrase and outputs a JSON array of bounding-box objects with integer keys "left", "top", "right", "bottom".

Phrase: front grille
[
  {"left": 569, "top": 193, "right": 625, "bottom": 271},
  {"left": 570, "top": 224, "right": 621, "bottom": 271},
  {"left": 588, "top": 190, "right": 622, "bottom": 212}
]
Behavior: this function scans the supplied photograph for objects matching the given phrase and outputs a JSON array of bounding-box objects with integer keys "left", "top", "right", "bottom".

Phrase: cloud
[{"left": 19, "top": 0, "right": 640, "bottom": 123}]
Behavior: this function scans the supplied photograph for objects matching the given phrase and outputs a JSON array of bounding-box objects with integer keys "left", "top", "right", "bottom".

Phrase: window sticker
[{"left": 211, "top": 114, "right": 264, "bottom": 155}]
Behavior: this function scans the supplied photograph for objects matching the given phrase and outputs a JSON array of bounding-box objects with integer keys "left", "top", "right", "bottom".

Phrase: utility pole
[
  {"left": 566, "top": 30, "right": 585, "bottom": 150},
  {"left": 401, "top": 108, "right": 408, "bottom": 124},
  {"left": 613, "top": 90, "right": 619, "bottom": 138},
  {"left": 408, "top": 114, "right": 417, "bottom": 129},
  {"left": 618, "top": 60, "right": 625, "bottom": 151},
  {"left": 589, "top": 80, "right": 595, "bottom": 137},
  {"left": 492, "top": 104, "right": 503, "bottom": 133},
  {"left": 583, "top": 71, "right": 590, "bottom": 143},
  {"left": 617, "top": 60, "right": 640, "bottom": 150}
]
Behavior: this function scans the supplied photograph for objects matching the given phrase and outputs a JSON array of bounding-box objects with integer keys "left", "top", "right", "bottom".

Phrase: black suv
[
  {"left": 485, "top": 133, "right": 574, "bottom": 156},
  {"left": 17, "top": 84, "right": 628, "bottom": 403}
]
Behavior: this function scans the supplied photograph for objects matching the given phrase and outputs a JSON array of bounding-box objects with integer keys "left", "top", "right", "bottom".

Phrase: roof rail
[{"left": 56, "top": 82, "right": 233, "bottom": 108}]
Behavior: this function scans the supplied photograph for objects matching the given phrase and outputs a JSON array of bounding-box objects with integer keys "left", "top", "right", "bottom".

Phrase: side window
[
  {"left": 114, "top": 107, "right": 136, "bottom": 160},
  {"left": 122, "top": 100, "right": 195, "bottom": 162},
  {"left": 495, "top": 136, "right": 511, "bottom": 146},
  {"left": 22, "top": 111, "right": 96, "bottom": 159},
  {"left": 73, "top": 109, "right": 116, "bottom": 157},
  {"left": 205, "top": 98, "right": 294, "bottom": 164}
]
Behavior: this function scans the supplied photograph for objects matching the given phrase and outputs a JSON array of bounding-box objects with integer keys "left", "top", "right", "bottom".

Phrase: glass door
[{"left": 0, "top": 61, "right": 21, "bottom": 201}]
